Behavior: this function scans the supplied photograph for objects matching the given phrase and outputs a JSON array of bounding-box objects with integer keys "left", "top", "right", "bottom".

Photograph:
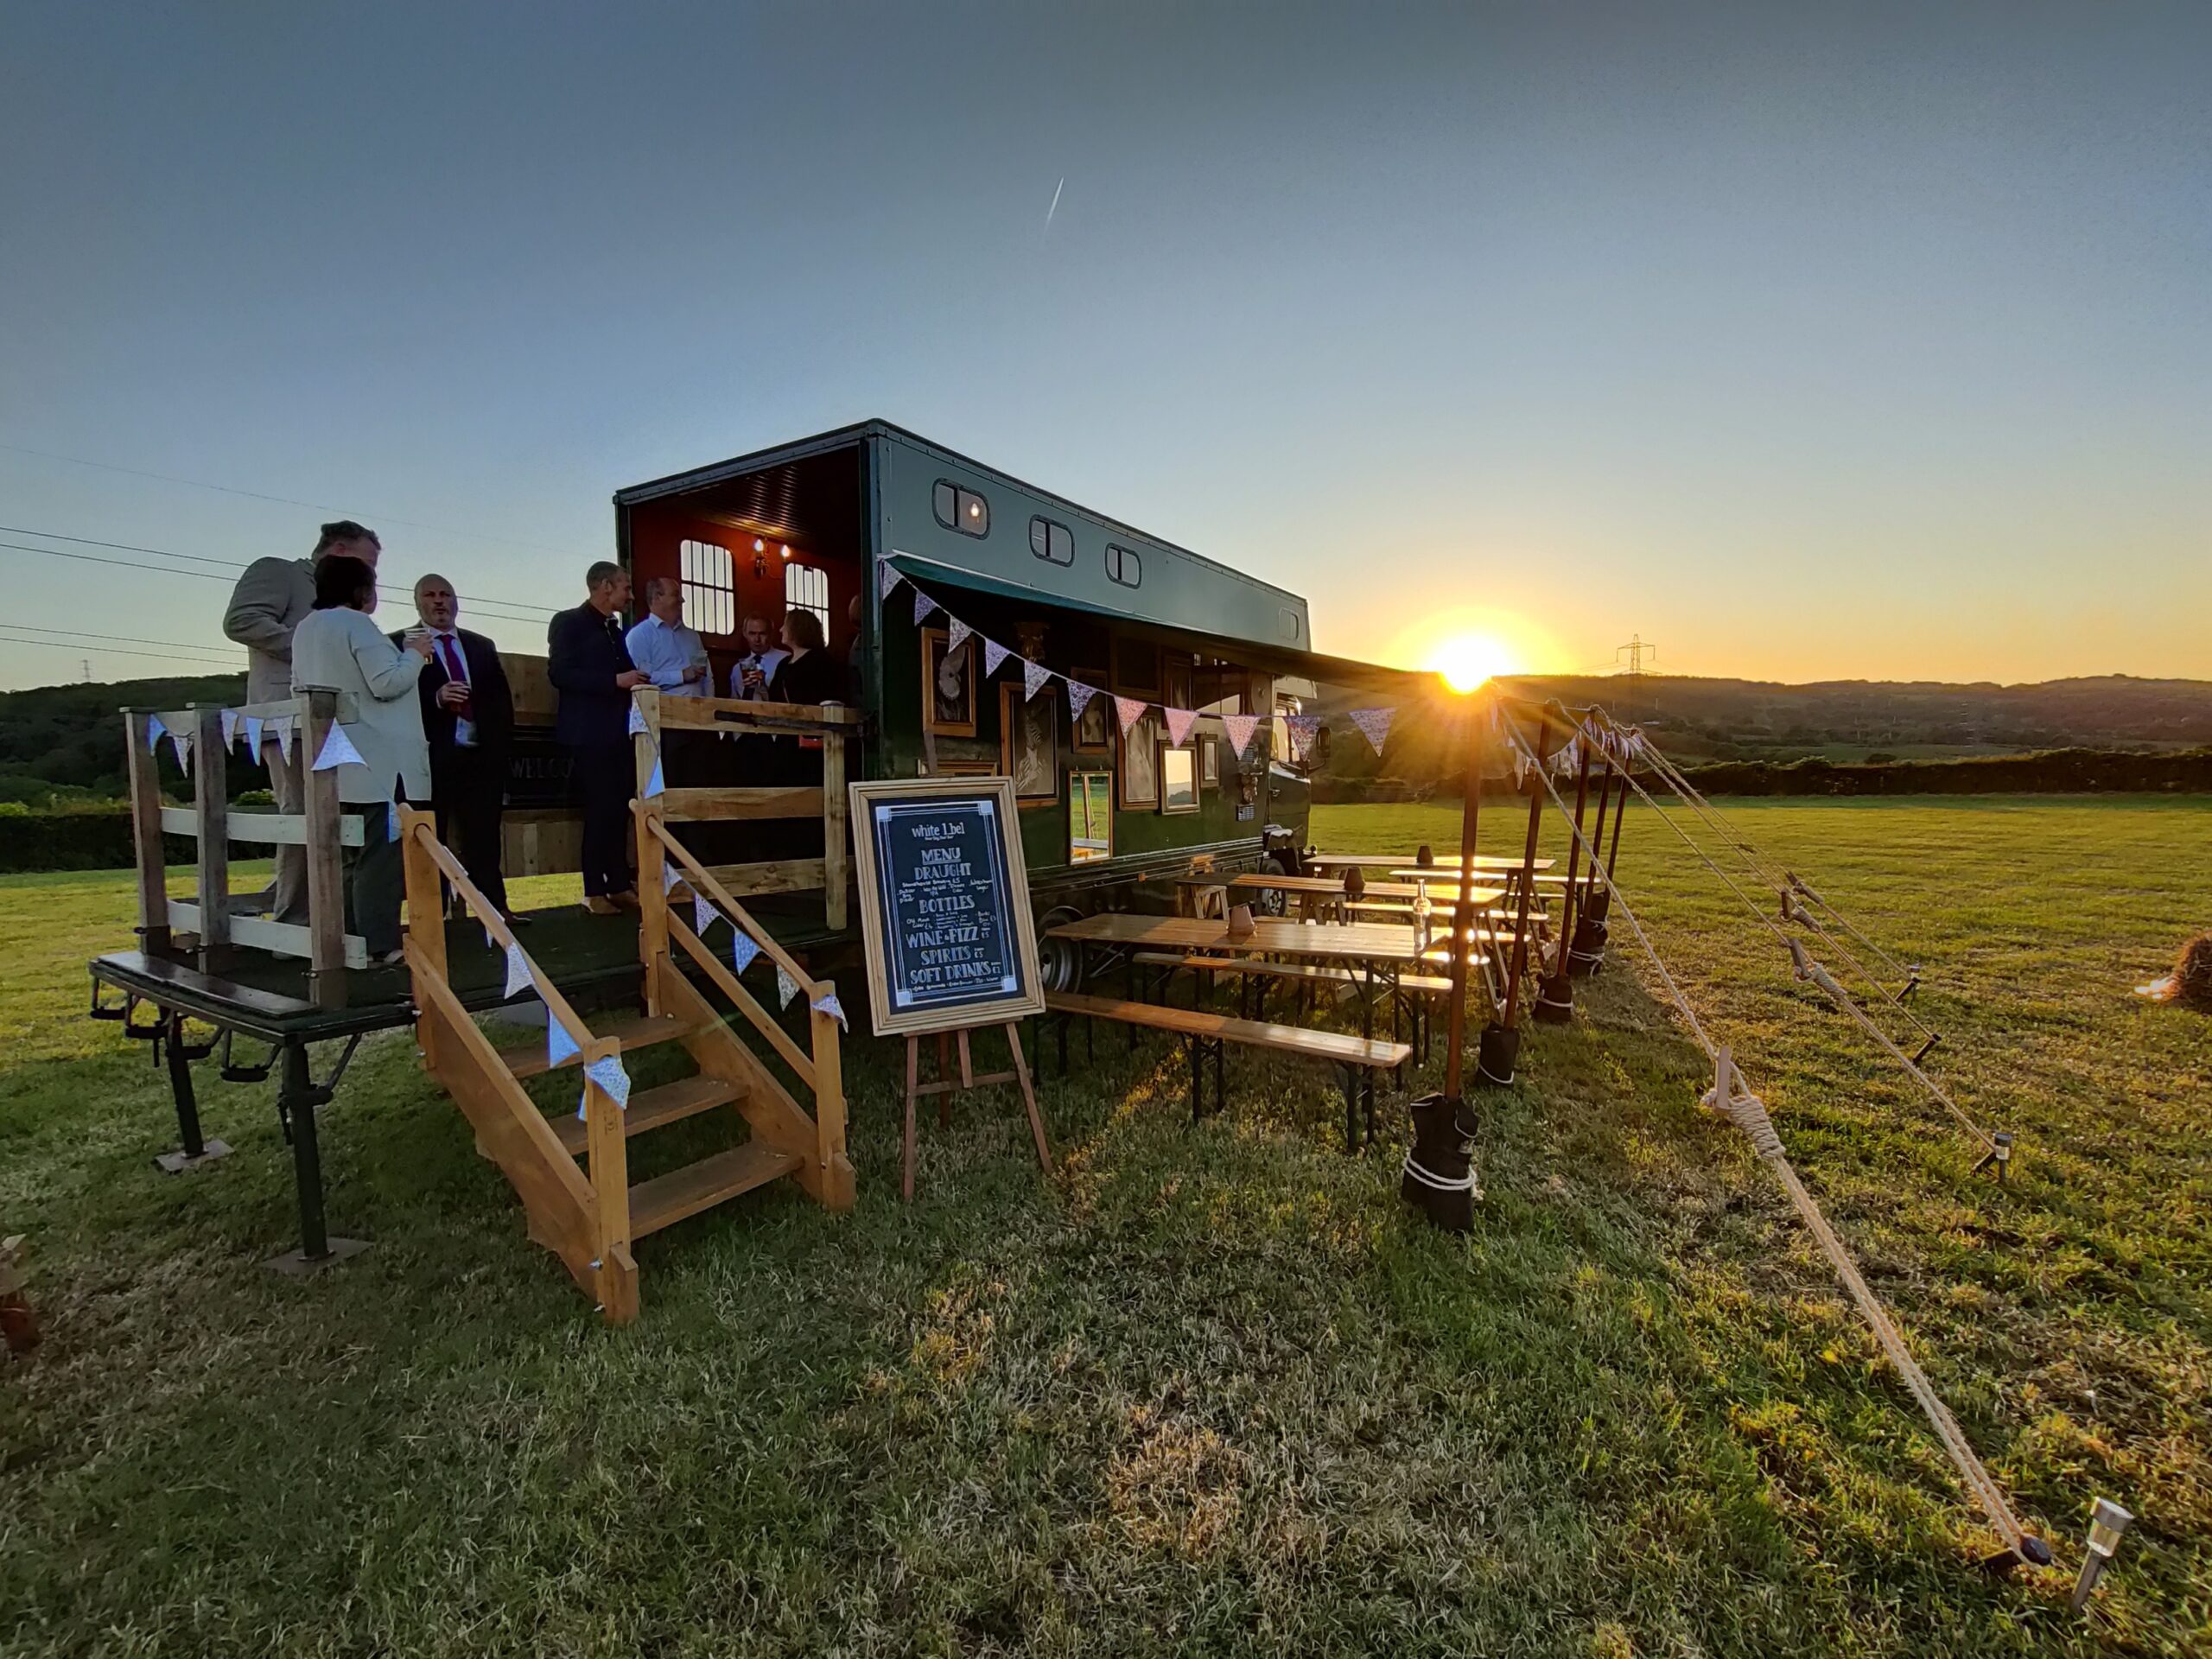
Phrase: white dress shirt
[{"left": 626, "top": 613, "right": 711, "bottom": 696}]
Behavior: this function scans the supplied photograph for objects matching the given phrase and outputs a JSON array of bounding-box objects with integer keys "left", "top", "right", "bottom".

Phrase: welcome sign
[{"left": 849, "top": 777, "right": 1046, "bottom": 1038}]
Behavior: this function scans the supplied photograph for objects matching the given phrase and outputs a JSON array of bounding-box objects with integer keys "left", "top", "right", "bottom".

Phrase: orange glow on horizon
[{"left": 1376, "top": 606, "right": 1563, "bottom": 691}]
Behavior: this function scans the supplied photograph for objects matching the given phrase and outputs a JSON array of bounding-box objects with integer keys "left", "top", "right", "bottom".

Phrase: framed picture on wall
[
  {"left": 1071, "top": 667, "right": 1112, "bottom": 754},
  {"left": 1198, "top": 733, "right": 1220, "bottom": 789},
  {"left": 921, "top": 626, "right": 976, "bottom": 737},
  {"left": 1119, "top": 709, "right": 1160, "bottom": 809},
  {"left": 999, "top": 683, "right": 1058, "bottom": 805},
  {"left": 1160, "top": 742, "right": 1198, "bottom": 814}
]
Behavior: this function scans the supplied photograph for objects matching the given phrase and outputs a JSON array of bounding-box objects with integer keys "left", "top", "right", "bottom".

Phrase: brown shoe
[
  {"left": 607, "top": 889, "right": 641, "bottom": 912},
  {"left": 582, "top": 895, "right": 621, "bottom": 917}
]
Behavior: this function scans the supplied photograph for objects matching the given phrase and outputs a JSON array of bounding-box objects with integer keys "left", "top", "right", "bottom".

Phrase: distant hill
[
  {"left": 0, "top": 673, "right": 244, "bottom": 802},
  {"left": 1312, "top": 672, "right": 2212, "bottom": 787}
]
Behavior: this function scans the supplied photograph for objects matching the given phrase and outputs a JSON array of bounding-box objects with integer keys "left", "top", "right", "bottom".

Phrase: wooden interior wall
[{"left": 627, "top": 507, "right": 861, "bottom": 693}]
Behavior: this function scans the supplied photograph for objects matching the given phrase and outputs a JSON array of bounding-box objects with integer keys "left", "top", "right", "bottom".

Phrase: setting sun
[
  {"left": 1370, "top": 605, "right": 1559, "bottom": 691},
  {"left": 1427, "top": 632, "right": 1522, "bottom": 692}
]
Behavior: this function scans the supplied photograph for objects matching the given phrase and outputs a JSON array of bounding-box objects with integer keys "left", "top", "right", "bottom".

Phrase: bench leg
[
  {"left": 1185, "top": 1036, "right": 1203, "bottom": 1122},
  {"left": 1212, "top": 1036, "right": 1224, "bottom": 1116},
  {"left": 1341, "top": 1064, "right": 1359, "bottom": 1154}
]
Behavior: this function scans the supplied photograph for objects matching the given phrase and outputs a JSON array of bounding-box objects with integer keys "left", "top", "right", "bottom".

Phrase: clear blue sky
[{"left": 1, "top": 2, "right": 2205, "bottom": 690}]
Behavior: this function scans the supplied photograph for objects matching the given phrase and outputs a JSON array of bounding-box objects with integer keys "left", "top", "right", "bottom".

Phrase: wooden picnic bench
[{"left": 1041, "top": 989, "right": 1411, "bottom": 1149}]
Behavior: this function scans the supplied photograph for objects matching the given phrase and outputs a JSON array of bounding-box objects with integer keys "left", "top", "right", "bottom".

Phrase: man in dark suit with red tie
[
  {"left": 399, "top": 574, "right": 520, "bottom": 920},
  {"left": 548, "top": 561, "right": 649, "bottom": 913}
]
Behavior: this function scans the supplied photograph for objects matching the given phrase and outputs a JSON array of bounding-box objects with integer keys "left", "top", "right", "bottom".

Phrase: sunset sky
[{"left": 0, "top": 3, "right": 2204, "bottom": 690}]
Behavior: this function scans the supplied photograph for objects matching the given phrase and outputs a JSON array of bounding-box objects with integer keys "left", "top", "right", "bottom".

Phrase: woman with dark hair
[
  {"left": 765, "top": 607, "right": 845, "bottom": 858},
  {"left": 289, "top": 554, "right": 434, "bottom": 963}
]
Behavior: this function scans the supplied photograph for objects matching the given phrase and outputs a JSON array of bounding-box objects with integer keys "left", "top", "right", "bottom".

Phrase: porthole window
[
  {"left": 1029, "top": 515, "right": 1074, "bottom": 566},
  {"left": 933, "top": 479, "right": 989, "bottom": 537},
  {"left": 1105, "top": 543, "right": 1142, "bottom": 588}
]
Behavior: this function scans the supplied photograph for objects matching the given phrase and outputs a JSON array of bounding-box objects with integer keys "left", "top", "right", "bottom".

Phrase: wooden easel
[{"left": 902, "top": 1020, "right": 1053, "bottom": 1201}]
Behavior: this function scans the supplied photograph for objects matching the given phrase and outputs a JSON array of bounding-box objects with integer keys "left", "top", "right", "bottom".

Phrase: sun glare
[{"left": 1427, "top": 632, "right": 1522, "bottom": 692}]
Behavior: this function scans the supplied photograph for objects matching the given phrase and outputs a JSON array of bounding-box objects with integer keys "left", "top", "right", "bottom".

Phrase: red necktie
[{"left": 437, "top": 634, "right": 467, "bottom": 686}]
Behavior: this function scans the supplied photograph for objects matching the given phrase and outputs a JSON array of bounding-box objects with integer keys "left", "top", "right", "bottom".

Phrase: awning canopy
[{"left": 887, "top": 550, "right": 1448, "bottom": 703}]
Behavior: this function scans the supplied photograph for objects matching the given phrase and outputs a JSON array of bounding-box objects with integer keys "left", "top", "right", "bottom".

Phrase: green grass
[{"left": 2, "top": 798, "right": 2207, "bottom": 1656}]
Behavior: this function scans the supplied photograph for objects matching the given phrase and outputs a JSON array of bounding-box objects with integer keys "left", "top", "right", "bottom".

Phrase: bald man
[{"left": 397, "top": 574, "right": 518, "bottom": 920}]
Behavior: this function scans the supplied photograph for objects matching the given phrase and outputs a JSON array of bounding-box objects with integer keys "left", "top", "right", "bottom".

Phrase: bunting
[
  {"left": 1162, "top": 707, "right": 1198, "bottom": 747},
  {"left": 582, "top": 1053, "right": 631, "bottom": 1111},
  {"left": 878, "top": 560, "right": 901, "bottom": 600},
  {"left": 503, "top": 942, "right": 532, "bottom": 999},
  {"left": 273, "top": 717, "right": 295, "bottom": 763},
  {"left": 729, "top": 929, "right": 760, "bottom": 975},
  {"left": 1222, "top": 713, "right": 1260, "bottom": 758},
  {"left": 627, "top": 700, "right": 650, "bottom": 737},
  {"left": 219, "top": 709, "right": 240, "bottom": 752},
  {"left": 144, "top": 713, "right": 166, "bottom": 752},
  {"left": 1113, "top": 696, "right": 1148, "bottom": 738},
  {"left": 312, "top": 725, "right": 363, "bottom": 772},
  {"left": 692, "top": 893, "right": 717, "bottom": 937},
  {"left": 946, "top": 616, "right": 971, "bottom": 657},
  {"left": 168, "top": 728, "right": 193, "bottom": 772},
  {"left": 912, "top": 588, "right": 939, "bottom": 626},
  {"left": 810, "top": 990, "right": 849, "bottom": 1030},
  {"left": 243, "top": 714, "right": 264, "bottom": 759},
  {"left": 546, "top": 1018, "right": 581, "bottom": 1071},
  {"left": 387, "top": 801, "right": 403, "bottom": 842},
  {"left": 661, "top": 860, "right": 682, "bottom": 895},
  {"left": 1284, "top": 714, "right": 1322, "bottom": 762},
  {"left": 775, "top": 964, "right": 800, "bottom": 1008},
  {"left": 644, "top": 758, "right": 665, "bottom": 798},
  {"left": 1026, "top": 659, "right": 1057, "bottom": 702},
  {"left": 1348, "top": 707, "right": 1394, "bottom": 756},
  {"left": 982, "top": 638, "right": 1010, "bottom": 677}
]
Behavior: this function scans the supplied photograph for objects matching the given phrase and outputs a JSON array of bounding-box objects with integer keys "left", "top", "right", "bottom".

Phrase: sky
[{"left": 0, "top": 2, "right": 2206, "bottom": 691}]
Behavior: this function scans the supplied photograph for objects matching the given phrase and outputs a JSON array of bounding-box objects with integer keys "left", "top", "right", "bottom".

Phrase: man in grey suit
[{"left": 222, "top": 519, "right": 381, "bottom": 920}]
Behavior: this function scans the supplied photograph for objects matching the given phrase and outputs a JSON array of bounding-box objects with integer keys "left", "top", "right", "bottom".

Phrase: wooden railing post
[
  {"left": 634, "top": 797, "right": 669, "bottom": 1016},
  {"left": 124, "top": 710, "right": 171, "bottom": 954},
  {"left": 632, "top": 687, "right": 659, "bottom": 795},
  {"left": 822, "top": 722, "right": 849, "bottom": 931},
  {"left": 582, "top": 1037, "right": 638, "bottom": 1323},
  {"left": 399, "top": 807, "right": 445, "bottom": 1071},
  {"left": 192, "top": 706, "right": 231, "bottom": 971},
  {"left": 300, "top": 691, "right": 349, "bottom": 1009},
  {"left": 809, "top": 1004, "right": 853, "bottom": 1208}
]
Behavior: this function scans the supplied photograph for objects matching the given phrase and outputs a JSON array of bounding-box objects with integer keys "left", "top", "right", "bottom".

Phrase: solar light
[{"left": 2070, "top": 1497, "right": 2133, "bottom": 1611}]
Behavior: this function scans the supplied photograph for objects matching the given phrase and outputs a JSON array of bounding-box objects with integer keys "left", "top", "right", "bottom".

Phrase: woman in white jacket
[{"left": 289, "top": 554, "right": 433, "bottom": 962}]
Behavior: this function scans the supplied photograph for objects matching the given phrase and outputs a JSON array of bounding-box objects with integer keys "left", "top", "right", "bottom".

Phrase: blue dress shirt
[{"left": 625, "top": 613, "right": 710, "bottom": 696}]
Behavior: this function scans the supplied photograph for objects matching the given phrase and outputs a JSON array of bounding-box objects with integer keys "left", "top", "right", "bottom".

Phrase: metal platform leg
[
  {"left": 153, "top": 1009, "right": 232, "bottom": 1173},
  {"left": 265, "top": 1039, "right": 368, "bottom": 1275}
]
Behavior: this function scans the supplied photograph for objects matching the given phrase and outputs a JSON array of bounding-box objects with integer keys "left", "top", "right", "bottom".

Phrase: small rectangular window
[
  {"left": 933, "top": 479, "right": 989, "bottom": 537},
  {"left": 1105, "top": 543, "right": 1141, "bottom": 588},
  {"left": 784, "top": 560, "right": 830, "bottom": 640},
  {"left": 1029, "top": 515, "right": 1074, "bottom": 566},
  {"left": 677, "top": 538, "right": 735, "bottom": 637}
]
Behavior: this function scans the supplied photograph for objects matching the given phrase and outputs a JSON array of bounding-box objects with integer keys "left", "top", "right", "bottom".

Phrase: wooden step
[
  {"left": 502, "top": 1013, "right": 695, "bottom": 1080},
  {"left": 551, "top": 1074, "right": 742, "bottom": 1156},
  {"left": 627, "top": 1141, "right": 804, "bottom": 1238}
]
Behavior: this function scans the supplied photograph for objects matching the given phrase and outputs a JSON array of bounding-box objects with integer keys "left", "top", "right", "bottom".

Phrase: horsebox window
[
  {"left": 933, "top": 480, "right": 990, "bottom": 538},
  {"left": 785, "top": 560, "right": 830, "bottom": 639},
  {"left": 1029, "top": 515, "right": 1074, "bottom": 566},
  {"left": 678, "top": 538, "right": 736, "bottom": 638},
  {"left": 1105, "top": 543, "right": 1142, "bottom": 588}
]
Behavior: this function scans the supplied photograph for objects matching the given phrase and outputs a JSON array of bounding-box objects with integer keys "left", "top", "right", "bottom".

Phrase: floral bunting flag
[
  {"left": 692, "top": 893, "right": 717, "bottom": 937},
  {"left": 546, "top": 1017, "right": 581, "bottom": 1071},
  {"left": 243, "top": 714, "right": 264, "bottom": 758},
  {"left": 1222, "top": 713, "right": 1260, "bottom": 758},
  {"left": 775, "top": 963, "right": 800, "bottom": 1009},
  {"left": 644, "top": 757, "right": 665, "bottom": 798},
  {"left": 1284, "top": 714, "right": 1322, "bottom": 763},
  {"left": 219, "top": 709, "right": 240, "bottom": 752},
  {"left": 1113, "top": 696, "right": 1148, "bottom": 738},
  {"left": 144, "top": 713, "right": 166, "bottom": 752},
  {"left": 1025, "top": 659, "right": 1057, "bottom": 702},
  {"left": 273, "top": 717, "right": 295, "bottom": 763},
  {"left": 878, "top": 560, "right": 901, "bottom": 600},
  {"left": 810, "top": 990, "right": 849, "bottom": 1030},
  {"left": 577, "top": 1053, "right": 632, "bottom": 1119},
  {"left": 982, "top": 638, "right": 1010, "bottom": 677},
  {"left": 661, "top": 860, "right": 682, "bottom": 895},
  {"left": 1348, "top": 707, "right": 1394, "bottom": 756},
  {"left": 503, "top": 942, "right": 532, "bottom": 999},
  {"left": 312, "top": 724, "right": 363, "bottom": 772},
  {"left": 1162, "top": 708, "right": 1198, "bottom": 747},
  {"left": 946, "top": 616, "right": 971, "bottom": 657},
  {"left": 730, "top": 929, "right": 760, "bottom": 975},
  {"left": 626, "top": 700, "right": 650, "bottom": 737},
  {"left": 168, "top": 728, "right": 194, "bottom": 772},
  {"left": 912, "top": 587, "right": 938, "bottom": 626},
  {"left": 387, "top": 801, "right": 403, "bottom": 842}
]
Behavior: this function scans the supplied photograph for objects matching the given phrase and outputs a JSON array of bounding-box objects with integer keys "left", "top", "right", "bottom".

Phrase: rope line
[{"left": 1499, "top": 709, "right": 2037, "bottom": 1562}]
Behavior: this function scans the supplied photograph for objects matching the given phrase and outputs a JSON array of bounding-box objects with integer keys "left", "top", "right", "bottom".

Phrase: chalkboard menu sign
[{"left": 848, "top": 777, "right": 1046, "bottom": 1038}]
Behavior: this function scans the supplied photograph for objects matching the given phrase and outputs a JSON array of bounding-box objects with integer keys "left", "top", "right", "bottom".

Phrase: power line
[
  {"left": 0, "top": 440, "right": 598, "bottom": 566},
  {"left": 0, "top": 621, "right": 236, "bottom": 660},
  {"left": 0, "top": 628, "right": 238, "bottom": 673}
]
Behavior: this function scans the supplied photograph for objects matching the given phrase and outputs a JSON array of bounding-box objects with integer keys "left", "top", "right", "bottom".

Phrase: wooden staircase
[{"left": 397, "top": 806, "right": 851, "bottom": 1323}]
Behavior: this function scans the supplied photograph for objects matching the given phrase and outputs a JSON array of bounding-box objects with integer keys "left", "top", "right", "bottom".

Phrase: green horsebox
[{"left": 612, "top": 420, "right": 1427, "bottom": 976}]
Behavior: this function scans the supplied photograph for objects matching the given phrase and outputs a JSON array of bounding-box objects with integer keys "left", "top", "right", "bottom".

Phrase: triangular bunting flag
[
  {"left": 1113, "top": 696, "right": 1148, "bottom": 738},
  {"left": 168, "top": 728, "right": 193, "bottom": 772},
  {"left": 913, "top": 588, "right": 938, "bottom": 626},
  {"left": 775, "top": 964, "right": 800, "bottom": 1008},
  {"left": 273, "top": 718, "right": 295, "bottom": 763},
  {"left": 982, "top": 637, "right": 1010, "bottom": 677},
  {"left": 810, "top": 991, "right": 849, "bottom": 1031},
  {"left": 312, "top": 724, "right": 364, "bottom": 772},
  {"left": 1222, "top": 713, "right": 1260, "bottom": 758},
  {"left": 547, "top": 1018, "right": 581, "bottom": 1071},
  {"left": 387, "top": 800, "right": 403, "bottom": 842},
  {"left": 729, "top": 929, "right": 760, "bottom": 975},
  {"left": 626, "top": 700, "right": 649, "bottom": 737},
  {"left": 503, "top": 942, "right": 532, "bottom": 1000},
  {"left": 661, "top": 860, "right": 682, "bottom": 895},
  {"left": 144, "top": 713, "right": 166, "bottom": 752},
  {"left": 219, "top": 709, "right": 240, "bottom": 752},
  {"left": 1284, "top": 714, "right": 1322, "bottom": 762},
  {"left": 1026, "top": 659, "right": 1056, "bottom": 702},
  {"left": 582, "top": 1053, "right": 631, "bottom": 1111},
  {"left": 692, "top": 893, "right": 717, "bottom": 937},
  {"left": 878, "top": 560, "right": 901, "bottom": 600},
  {"left": 1348, "top": 707, "right": 1394, "bottom": 756},
  {"left": 1513, "top": 747, "right": 1530, "bottom": 787},
  {"left": 243, "top": 714, "right": 264, "bottom": 759},
  {"left": 946, "top": 616, "right": 971, "bottom": 657},
  {"left": 644, "top": 758, "right": 664, "bottom": 798},
  {"left": 1162, "top": 708, "right": 1198, "bottom": 747}
]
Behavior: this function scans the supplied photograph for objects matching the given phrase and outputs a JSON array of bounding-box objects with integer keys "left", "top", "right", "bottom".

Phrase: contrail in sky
[{"left": 1044, "top": 176, "right": 1064, "bottom": 238}]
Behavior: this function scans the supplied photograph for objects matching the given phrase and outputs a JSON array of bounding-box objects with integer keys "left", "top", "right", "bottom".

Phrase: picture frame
[
  {"left": 1069, "top": 770, "right": 1113, "bottom": 862},
  {"left": 1071, "top": 666, "right": 1112, "bottom": 754},
  {"left": 1118, "top": 709, "right": 1160, "bottom": 809},
  {"left": 1159, "top": 741, "right": 1198, "bottom": 814},
  {"left": 933, "top": 756, "right": 997, "bottom": 777},
  {"left": 999, "top": 682, "right": 1058, "bottom": 805},
  {"left": 921, "top": 626, "right": 976, "bottom": 737},
  {"left": 1198, "top": 732, "right": 1220, "bottom": 789}
]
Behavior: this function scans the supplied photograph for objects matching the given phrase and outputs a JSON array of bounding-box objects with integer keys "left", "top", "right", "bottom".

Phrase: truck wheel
[
  {"left": 1253, "top": 855, "right": 1291, "bottom": 918},
  {"left": 1036, "top": 905, "right": 1087, "bottom": 991}
]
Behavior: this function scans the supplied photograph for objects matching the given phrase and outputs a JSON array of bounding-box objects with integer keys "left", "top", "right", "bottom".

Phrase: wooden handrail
[
  {"left": 650, "top": 693, "right": 862, "bottom": 732},
  {"left": 647, "top": 814, "right": 826, "bottom": 999},
  {"left": 664, "top": 912, "right": 817, "bottom": 1088}
]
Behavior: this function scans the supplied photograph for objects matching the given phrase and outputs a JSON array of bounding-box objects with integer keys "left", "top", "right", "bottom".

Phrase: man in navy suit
[
  {"left": 397, "top": 574, "right": 518, "bottom": 921},
  {"left": 549, "top": 561, "right": 648, "bottom": 912}
]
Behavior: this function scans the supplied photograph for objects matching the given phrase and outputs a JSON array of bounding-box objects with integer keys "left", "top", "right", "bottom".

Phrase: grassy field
[{"left": 1, "top": 798, "right": 2206, "bottom": 1656}]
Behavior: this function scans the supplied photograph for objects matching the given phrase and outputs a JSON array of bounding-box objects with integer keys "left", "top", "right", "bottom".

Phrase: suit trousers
[
  {"left": 570, "top": 741, "right": 635, "bottom": 897},
  {"left": 342, "top": 803, "right": 404, "bottom": 957},
  {"left": 431, "top": 750, "right": 509, "bottom": 915}
]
